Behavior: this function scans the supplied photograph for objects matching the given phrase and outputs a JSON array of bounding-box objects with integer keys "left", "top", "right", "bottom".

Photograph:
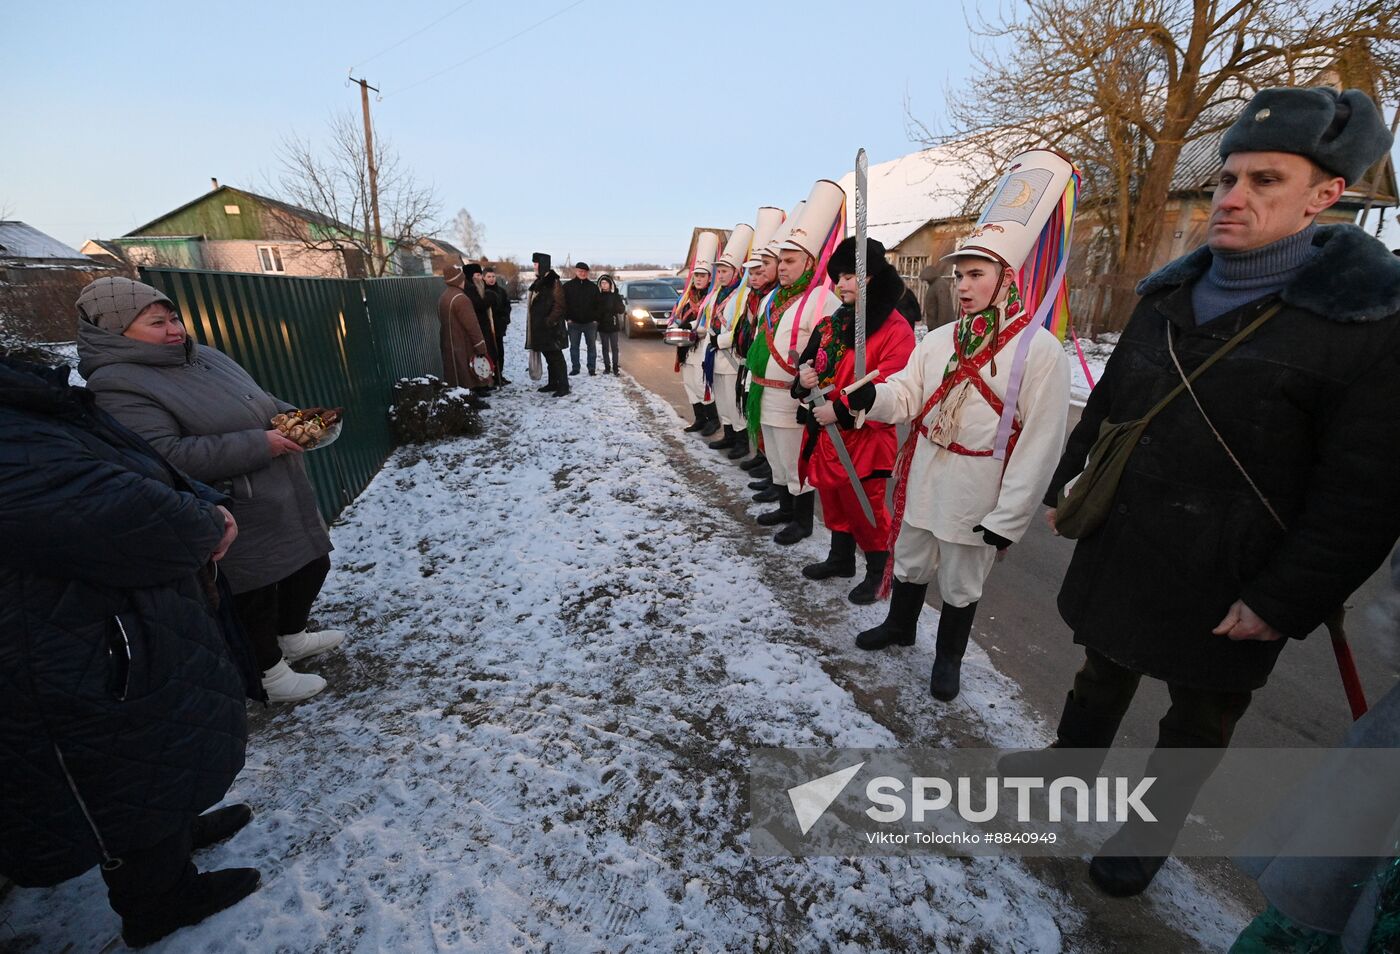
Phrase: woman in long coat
[
  {"left": 77, "top": 277, "right": 342, "bottom": 704},
  {"left": 438, "top": 261, "right": 493, "bottom": 401}
]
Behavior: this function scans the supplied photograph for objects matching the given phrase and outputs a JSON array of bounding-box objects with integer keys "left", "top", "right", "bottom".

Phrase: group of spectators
[
  {"left": 437, "top": 262, "right": 514, "bottom": 408},
  {"left": 1, "top": 276, "right": 349, "bottom": 946},
  {"left": 524, "top": 255, "right": 625, "bottom": 396}
]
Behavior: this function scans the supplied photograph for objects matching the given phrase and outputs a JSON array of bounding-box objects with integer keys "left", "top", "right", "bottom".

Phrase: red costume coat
[{"left": 799, "top": 306, "right": 916, "bottom": 490}]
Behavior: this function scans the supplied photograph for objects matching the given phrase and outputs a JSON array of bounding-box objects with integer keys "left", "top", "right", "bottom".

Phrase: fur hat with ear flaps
[
  {"left": 1220, "top": 87, "right": 1393, "bottom": 186},
  {"left": 531, "top": 251, "right": 552, "bottom": 271}
]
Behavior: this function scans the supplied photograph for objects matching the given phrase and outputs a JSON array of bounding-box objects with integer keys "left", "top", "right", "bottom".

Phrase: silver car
[{"left": 620, "top": 279, "right": 682, "bottom": 338}]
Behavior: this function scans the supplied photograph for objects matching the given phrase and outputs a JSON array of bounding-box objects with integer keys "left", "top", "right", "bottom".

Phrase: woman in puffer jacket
[
  {"left": 0, "top": 354, "right": 261, "bottom": 948},
  {"left": 76, "top": 278, "right": 344, "bottom": 703}
]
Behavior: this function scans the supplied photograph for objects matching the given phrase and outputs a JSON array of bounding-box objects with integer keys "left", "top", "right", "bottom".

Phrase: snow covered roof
[
  {"left": 0, "top": 221, "right": 90, "bottom": 262},
  {"left": 834, "top": 145, "right": 976, "bottom": 250}
]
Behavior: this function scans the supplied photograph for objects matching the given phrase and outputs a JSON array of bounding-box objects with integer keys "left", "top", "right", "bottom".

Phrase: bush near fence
[{"left": 140, "top": 268, "right": 444, "bottom": 520}]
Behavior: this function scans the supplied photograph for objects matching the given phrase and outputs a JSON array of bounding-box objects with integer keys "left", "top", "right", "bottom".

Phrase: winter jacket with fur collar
[{"left": 1047, "top": 224, "right": 1400, "bottom": 691}]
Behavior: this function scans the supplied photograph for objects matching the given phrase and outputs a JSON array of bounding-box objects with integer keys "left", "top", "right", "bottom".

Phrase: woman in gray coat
[{"left": 76, "top": 277, "right": 343, "bottom": 703}]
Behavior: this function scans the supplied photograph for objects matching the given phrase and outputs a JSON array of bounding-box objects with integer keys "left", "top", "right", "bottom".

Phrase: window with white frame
[
  {"left": 257, "top": 245, "right": 285, "bottom": 273},
  {"left": 896, "top": 254, "right": 928, "bottom": 280}
]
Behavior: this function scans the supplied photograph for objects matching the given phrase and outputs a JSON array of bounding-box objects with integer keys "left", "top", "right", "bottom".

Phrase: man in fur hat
[
  {"left": 439, "top": 261, "right": 493, "bottom": 408},
  {"left": 527, "top": 252, "right": 569, "bottom": 397},
  {"left": 793, "top": 237, "right": 916, "bottom": 603},
  {"left": 1007, "top": 87, "right": 1400, "bottom": 899}
]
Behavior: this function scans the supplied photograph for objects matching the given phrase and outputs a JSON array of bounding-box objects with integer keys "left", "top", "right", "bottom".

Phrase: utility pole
[{"left": 349, "top": 74, "right": 386, "bottom": 275}]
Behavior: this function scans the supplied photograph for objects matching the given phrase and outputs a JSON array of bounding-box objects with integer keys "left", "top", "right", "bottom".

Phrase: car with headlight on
[{"left": 620, "top": 279, "right": 682, "bottom": 338}]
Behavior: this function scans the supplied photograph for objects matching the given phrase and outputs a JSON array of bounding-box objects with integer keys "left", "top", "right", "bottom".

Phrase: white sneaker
[
  {"left": 261, "top": 659, "right": 327, "bottom": 704},
  {"left": 278, "top": 629, "right": 345, "bottom": 663}
]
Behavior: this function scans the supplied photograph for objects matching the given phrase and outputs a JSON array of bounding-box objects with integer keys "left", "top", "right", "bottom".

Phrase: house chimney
[{"left": 211, "top": 177, "right": 220, "bottom": 191}]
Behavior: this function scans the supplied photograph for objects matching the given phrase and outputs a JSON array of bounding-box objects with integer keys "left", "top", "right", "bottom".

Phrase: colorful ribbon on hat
[{"left": 1018, "top": 170, "right": 1079, "bottom": 341}]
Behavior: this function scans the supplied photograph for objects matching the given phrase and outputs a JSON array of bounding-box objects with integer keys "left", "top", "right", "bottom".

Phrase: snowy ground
[{"left": 1, "top": 315, "right": 1243, "bottom": 952}]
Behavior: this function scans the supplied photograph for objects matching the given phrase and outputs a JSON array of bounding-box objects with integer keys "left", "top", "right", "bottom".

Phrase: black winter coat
[
  {"left": 0, "top": 358, "right": 249, "bottom": 886},
  {"left": 563, "top": 276, "right": 600, "bottom": 324},
  {"left": 484, "top": 283, "right": 512, "bottom": 329},
  {"left": 1046, "top": 225, "right": 1400, "bottom": 691},
  {"left": 596, "top": 290, "right": 625, "bottom": 333},
  {"left": 528, "top": 270, "right": 567, "bottom": 351}
]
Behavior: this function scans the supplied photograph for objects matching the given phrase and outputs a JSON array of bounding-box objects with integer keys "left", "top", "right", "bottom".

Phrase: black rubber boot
[
  {"left": 855, "top": 579, "right": 927, "bottom": 650},
  {"left": 1089, "top": 723, "right": 1225, "bottom": 897},
  {"left": 683, "top": 402, "right": 705, "bottom": 433},
  {"left": 929, "top": 601, "right": 978, "bottom": 701},
  {"left": 774, "top": 491, "right": 815, "bottom": 545},
  {"left": 699, "top": 403, "right": 721, "bottom": 437},
  {"left": 996, "top": 690, "right": 1124, "bottom": 779},
  {"left": 748, "top": 475, "right": 773, "bottom": 491},
  {"left": 727, "top": 432, "right": 750, "bottom": 460},
  {"left": 750, "top": 460, "right": 772, "bottom": 480},
  {"left": 752, "top": 484, "right": 781, "bottom": 503},
  {"left": 739, "top": 450, "right": 767, "bottom": 472},
  {"left": 756, "top": 488, "right": 795, "bottom": 526},
  {"left": 537, "top": 383, "right": 555, "bottom": 393},
  {"left": 802, "top": 531, "right": 857, "bottom": 579},
  {"left": 121, "top": 868, "right": 262, "bottom": 949},
  {"left": 848, "top": 551, "right": 888, "bottom": 605},
  {"left": 191, "top": 804, "right": 253, "bottom": 852},
  {"left": 709, "top": 424, "right": 738, "bottom": 450}
]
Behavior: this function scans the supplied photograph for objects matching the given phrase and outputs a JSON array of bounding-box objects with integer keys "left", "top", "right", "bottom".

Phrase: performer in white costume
[{"left": 844, "top": 149, "right": 1077, "bottom": 702}]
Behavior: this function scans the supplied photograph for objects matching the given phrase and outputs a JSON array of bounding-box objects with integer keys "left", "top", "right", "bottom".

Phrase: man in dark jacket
[
  {"left": 483, "top": 265, "right": 513, "bottom": 385},
  {"left": 563, "top": 262, "right": 601, "bottom": 376},
  {"left": 527, "top": 252, "right": 569, "bottom": 397},
  {"left": 0, "top": 356, "right": 261, "bottom": 946},
  {"left": 1020, "top": 87, "right": 1400, "bottom": 899}
]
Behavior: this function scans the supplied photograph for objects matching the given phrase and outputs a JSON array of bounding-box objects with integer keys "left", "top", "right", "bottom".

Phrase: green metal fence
[{"left": 140, "top": 268, "right": 441, "bottom": 519}]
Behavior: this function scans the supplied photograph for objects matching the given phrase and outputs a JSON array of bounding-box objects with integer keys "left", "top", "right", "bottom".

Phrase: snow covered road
[{"left": 1, "top": 319, "right": 1248, "bottom": 952}]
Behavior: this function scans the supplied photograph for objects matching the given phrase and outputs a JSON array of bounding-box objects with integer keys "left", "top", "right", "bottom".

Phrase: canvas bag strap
[
  {"left": 1141, "top": 301, "right": 1284, "bottom": 424},
  {"left": 1166, "top": 300, "right": 1288, "bottom": 530}
]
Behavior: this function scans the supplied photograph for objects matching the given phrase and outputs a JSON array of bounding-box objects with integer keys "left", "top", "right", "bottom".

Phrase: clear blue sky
[
  {"left": 2, "top": 0, "right": 975, "bottom": 265},
  {"left": 6, "top": 1, "right": 1397, "bottom": 262}
]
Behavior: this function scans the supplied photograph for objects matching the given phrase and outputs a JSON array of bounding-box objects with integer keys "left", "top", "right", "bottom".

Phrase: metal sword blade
[{"left": 854, "top": 147, "right": 869, "bottom": 382}]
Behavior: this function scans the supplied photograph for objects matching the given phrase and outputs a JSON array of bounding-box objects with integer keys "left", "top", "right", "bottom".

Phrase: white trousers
[
  {"left": 892, "top": 523, "right": 998, "bottom": 608},
  {"left": 761, "top": 423, "right": 808, "bottom": 496},
  {"left": 681, "top": 355, "right": 710, "bottom": 405},
  {"left": 713, "top": 371, "right": 743, "bottom": 429}
]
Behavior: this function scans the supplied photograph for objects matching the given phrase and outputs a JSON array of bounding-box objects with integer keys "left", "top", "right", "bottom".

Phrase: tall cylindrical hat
[
  {"left": 717, "top": 224, "right": 755, "bottom": 271},
  {"left": 940, "top": 149, "right": 1074, "bottom": 272},
  {"left": 941, "top": 148, "right": 1080, "bottom": 336},
  {"left": 692, "top": 231, "right": 720, "bottom": 274},
  {"left": 779, "top": 180, "right": 845, "bottom": 260},
  {"left": 761, "top": 201, "right": 806, "bottom": 260},
  {"left": 743, "top": 207, "right": 786, "bottom": 267}
]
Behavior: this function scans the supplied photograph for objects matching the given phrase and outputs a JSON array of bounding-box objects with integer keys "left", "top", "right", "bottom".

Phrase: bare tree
[
  {"left": 270, "top": 111, "right": 441, "bottom": 277},
  {"left": 452, "top": 209, "right": 486, "bottom": 259},
  {"left": 912, "top": 1, "right": 1400, "bottom": 280}
]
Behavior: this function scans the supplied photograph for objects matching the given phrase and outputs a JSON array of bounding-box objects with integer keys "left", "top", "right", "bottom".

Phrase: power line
[
  {"left": 386, "top": 0, "right": 588, "bottom": 98},
  {"left": 349, "top": 0, "right": 479, "bottom": 73}
]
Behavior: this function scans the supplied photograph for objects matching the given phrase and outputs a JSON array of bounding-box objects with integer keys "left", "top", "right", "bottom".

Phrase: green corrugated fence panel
[
  {"left": 139, "top": 268, "right": 443, "bottom": 520},
  {"left": 362, "top": 276, "right": 444, "bottom": 381}
]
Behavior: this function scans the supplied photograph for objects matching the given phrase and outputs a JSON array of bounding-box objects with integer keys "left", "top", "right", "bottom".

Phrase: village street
[
  {"left": 619, "top": 330, "right": 1400, "bottom": 753},
  {"left": 0, "top": 311, "right": 1267, "bottom": 953}
]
